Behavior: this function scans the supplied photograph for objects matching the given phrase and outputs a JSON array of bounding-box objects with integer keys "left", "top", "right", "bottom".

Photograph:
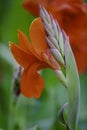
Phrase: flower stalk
[{"left": 40, "top": 5, "right": 80, "bottom": 130}]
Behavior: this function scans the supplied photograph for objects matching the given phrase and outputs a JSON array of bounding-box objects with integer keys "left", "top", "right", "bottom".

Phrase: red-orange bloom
[
  {"left": 23, "top": 0, "right": 87, "bottom": 73},
  {"left": 10, "top": 18, "right": 59, "bottom": 98}
]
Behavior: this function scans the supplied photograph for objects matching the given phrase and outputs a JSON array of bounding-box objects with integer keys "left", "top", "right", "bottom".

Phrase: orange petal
[
  {"left": 22, "top": 0, "right": 39, "bottom": 16},
  {"left": 21, "top": 63, "right": 45, "bottom": 98},
  {"left": 18, "top": 29, "right": 43, "bottom": 61},
  {"left": 29, "top": 18, "right": 48, "bottom": 57},
  {"left": 9, "top": 43, "right": 37, "bottom": 68},
  {"left": 18, "top": 30, "right": 33, "bottom": 53},
  {"left": 22, "top": 0, "right": 83, "bottom": 17}
]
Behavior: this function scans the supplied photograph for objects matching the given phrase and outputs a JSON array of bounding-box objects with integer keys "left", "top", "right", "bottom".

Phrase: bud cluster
[{"left": 40, "top": 6, "right": 69, "bottom": 86}]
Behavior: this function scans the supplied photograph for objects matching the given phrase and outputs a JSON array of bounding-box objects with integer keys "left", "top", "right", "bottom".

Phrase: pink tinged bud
[
  {"left": 42, "top": 52, "right": 51, "bottom": 66},
  {"left": 55, "top": 20, "right": 61, "bottom": 34},
  {"left": 44, "top": 24, "right": 53, "bottom": 37},
  {"left": 59, "top": 31, "right": 64, "bottom": 57},
  {"left": 55, "top": 70, "right": 66, "bottom": 87},
  {"left": 43, "top": 20, "right": 54, "bottom": 35},
  {"left": 41, "top": 6, "right": 51, "bottom": 23},
  {"left": 50, "top": 49, "right": 65, "bottom": 66},
  {"left": 51, "top": 16, "right": 59, "bottom": 39},
  {"left": 42, "top": 49, "right": 60, "bottom": 70},
  {"left": 40, "top": 6, "right": 51, "bottom": 23},
  {"left": 47, "top": 36, "right": 59, "bottom": 50},
  {"left": 50, "top": 17, "right": 65, "bottom": 57},
  {"left": 64, "top": 36, "right": 70, "bottom": 54},
  {"left": 40, "top": 9, "right": 46, "bottom": 20},
  {"left": 46, "top": 37, "right": 56, "bottom": 49},
  {"left": 62, "top": 30, "right": 68, "bottom": 44}
]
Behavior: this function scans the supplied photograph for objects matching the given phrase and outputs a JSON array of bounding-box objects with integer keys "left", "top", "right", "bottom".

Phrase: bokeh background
[{"left": 0, "top": 0, "right": 87, "bottom": 130}]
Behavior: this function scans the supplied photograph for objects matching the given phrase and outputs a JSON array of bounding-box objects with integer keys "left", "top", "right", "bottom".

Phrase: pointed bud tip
[{"left": 8, "top": 41, "right": 12, "bottom": 47}]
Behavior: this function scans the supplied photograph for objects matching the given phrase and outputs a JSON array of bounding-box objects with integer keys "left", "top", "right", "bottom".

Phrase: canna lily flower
[
  {"left": 9, "top": 18, "right": 59, "bottom": 98},
  {"left": 23, "top": 0, "right": 87, "bottom": 73},
  {"left": 10, "top": 6, "right": 80, "bottom": 129}
]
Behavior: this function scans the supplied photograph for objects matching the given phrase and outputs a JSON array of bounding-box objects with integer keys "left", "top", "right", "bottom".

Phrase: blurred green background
[{"left": 0, "top": 0, "right": 87, "bottom": 130}]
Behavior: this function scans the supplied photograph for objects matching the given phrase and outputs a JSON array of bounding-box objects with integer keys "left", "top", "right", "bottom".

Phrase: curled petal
[
  {"left": 21, "top": 63, "right": 45, "bottom": 98},
  {"left": 30, "top": 17, "right": 48, "bottom": 58},
  {"left": 9, "top": 43, "right": 37, "bottom": 68},
  {"left": 18, "top": 29, "right": 42, "bottom": 61},
  {"left": 18, "top": 30, "right": 33, "bottom": 53}
]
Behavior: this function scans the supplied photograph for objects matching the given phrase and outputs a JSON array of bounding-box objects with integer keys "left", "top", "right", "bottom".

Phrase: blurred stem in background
[
  {"left": 0, "top": 55, "right": 13, "bottom": 129},
  {"left": 0, "top": 0, "right": 12, "bottom": 41}
]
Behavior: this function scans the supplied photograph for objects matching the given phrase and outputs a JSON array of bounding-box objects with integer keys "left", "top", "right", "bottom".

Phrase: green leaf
[{"left": 65, "top": 38, "right": 80, "bottom": 130}]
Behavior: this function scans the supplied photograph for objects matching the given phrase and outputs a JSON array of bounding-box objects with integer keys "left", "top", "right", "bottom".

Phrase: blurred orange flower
[
  {"left": 23, "top": 0, "right": 87, "bottom": 73},
  {"left": 9, "top": 18, "right": 59, "bottom": 98}
]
